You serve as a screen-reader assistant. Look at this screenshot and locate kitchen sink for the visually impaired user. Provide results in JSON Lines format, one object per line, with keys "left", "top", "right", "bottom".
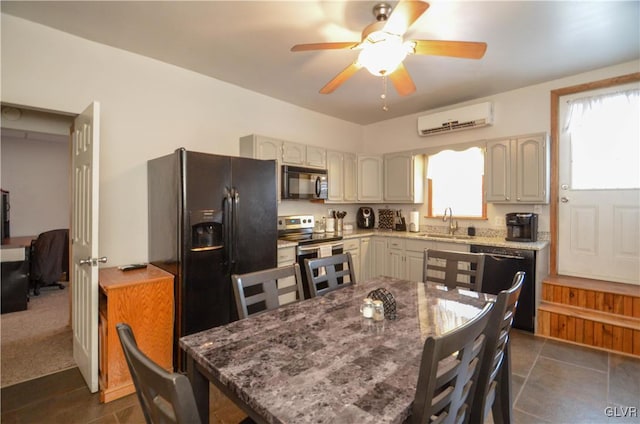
{"left": 419, "top": 233, "right": 474, "bottom": 240}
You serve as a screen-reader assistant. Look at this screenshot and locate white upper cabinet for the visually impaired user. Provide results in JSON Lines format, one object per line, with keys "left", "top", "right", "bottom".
{"left": 282, "top": 141, "right": 306, "bottom": 166}
{"left": 485, "top": 134, "right": 549, "bottom": 204}
{"left": 282, "top": 142, "right": 326, "bottom": 169}
{"left": 343, "top": 152, "right": 357, "bottom": 202}
{"left": 327, "top": 150, "right": 344, "bottom": 201}
{"left": 240, "top": 134, "right": 281, "bottom": 161}
{"left": 327, "top": 150, "right": 357, "bottom": 203}
{"left": 306, "top": 145, "right": 327, "bottom": 169}
{"left": 357, "top": 155, "right": 384, "bottom": 203}
{"left": 383, "top": 152, "right": 424, "bottom": 203}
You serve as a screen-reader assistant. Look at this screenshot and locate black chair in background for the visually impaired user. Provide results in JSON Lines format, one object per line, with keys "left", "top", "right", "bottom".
{"left": 30, "top": 228, "right": 69, "bottom": 295}
{"left": 303, "top": 252, "right": 356, "bottom": 297}
{"left": 470, "top": 271, "right": 525, "bottom": 424}
{"left": 231, "top": 263, "right": 304, "bottom": 319}
{"left": 411, "top": 303, "right": 493, "bottom": 424}
{"left": 116, "top": 323, "right": 202, "bottom": 424}
{"left": 423, "top": 249, "right": 486, "bottom": 292}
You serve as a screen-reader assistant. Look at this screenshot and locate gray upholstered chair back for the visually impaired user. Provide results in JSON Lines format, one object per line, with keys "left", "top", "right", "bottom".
{"left": 470, "top": 271, "right": 525, "bottom": 424}
{"left": 411, "top": 303, "right": 493, "bottom": 424}
{"left": 423, "top": 249, "right": 486, "bottom": 291}
{"left": 303, "top": 252, "right": 355, "bottom": 297}
{"left": 231, "top": 263, "right": 304, "bottom": 319}
{"left": 116, "top": 323, "right": 201, "bottom": 424}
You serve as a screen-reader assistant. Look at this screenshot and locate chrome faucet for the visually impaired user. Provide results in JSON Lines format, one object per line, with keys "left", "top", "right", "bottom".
{"left": 443, "top": 207, "right": 458, "bottom": 235}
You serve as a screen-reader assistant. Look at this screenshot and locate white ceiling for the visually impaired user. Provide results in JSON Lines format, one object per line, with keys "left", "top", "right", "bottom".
{"left": 2, "top": 1, "right": 639, "bottom": 125}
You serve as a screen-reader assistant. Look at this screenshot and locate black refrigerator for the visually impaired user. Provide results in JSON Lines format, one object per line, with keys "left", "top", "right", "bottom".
{"left": 148, "top": 148, "right": 277, "bottom": 368}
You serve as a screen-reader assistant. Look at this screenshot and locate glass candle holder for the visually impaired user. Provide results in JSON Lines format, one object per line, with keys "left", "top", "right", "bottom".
{"left": 360, "top": 298, "right": 374, "bottom": 319}
{"left": 372, "top": 300, "right": 385, "bottom": 321}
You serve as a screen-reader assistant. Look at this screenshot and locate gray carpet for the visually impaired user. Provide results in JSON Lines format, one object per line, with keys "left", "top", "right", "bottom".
{"left": 1, "top": 285, "right": 76, "bottom": 388}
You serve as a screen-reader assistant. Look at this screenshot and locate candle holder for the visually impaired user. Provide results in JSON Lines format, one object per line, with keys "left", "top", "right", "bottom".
{"left": 367, "top": 288, "right": 397, "bottom": 320}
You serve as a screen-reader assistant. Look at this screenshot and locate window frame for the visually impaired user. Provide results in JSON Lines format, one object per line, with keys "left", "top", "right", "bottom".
{"left": 413, "top": 140, "right": 488, "bottom": 220}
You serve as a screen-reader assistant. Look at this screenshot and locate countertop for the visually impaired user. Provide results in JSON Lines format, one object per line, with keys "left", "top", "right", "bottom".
{"left": 278, "top": 228, "right": 548, "bottom": 251}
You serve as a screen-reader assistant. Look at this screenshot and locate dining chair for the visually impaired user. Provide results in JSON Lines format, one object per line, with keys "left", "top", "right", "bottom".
{"left": 231, "top": 263, "right": 304, "bottom": 319}
{"left": 470, "top": 271, "right": 525, "bottom": 424}
{"left": 116, "top": 323, "right": 202, "bottom": 424}
{"left": 422, "top": 249, "right": 486, "bottom": 291}
{"left": 411, "top": 302, "right": 493, "bottom": 424}
{"left": 303, "top": 252, "right": 355, "bottom": 297}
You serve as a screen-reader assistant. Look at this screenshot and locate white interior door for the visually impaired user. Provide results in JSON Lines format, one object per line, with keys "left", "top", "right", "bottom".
{"left": 558, "top": 85, "right": 640, "bottom": 285}
{"left": 71, "top": 101, "right": 103, "bottom": 392}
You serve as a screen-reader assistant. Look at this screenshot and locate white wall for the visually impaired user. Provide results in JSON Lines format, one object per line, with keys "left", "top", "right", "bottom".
{"left": 0, "top": 136, "right": 70, "bottom": 236}
{"left": 1, "top": 14, "right": 361, "bottom": 266}
{"left": 361, "top": 60, "right": 640, "bottom": 234}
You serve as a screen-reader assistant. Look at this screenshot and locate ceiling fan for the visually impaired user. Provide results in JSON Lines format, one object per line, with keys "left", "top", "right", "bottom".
{"left": 291, "top": 0, "right": 487, "bottom": 96}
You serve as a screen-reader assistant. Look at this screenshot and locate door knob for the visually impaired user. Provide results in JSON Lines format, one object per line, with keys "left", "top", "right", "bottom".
{"left": 560, "top": 197, "right": 569, "bottom": 203}
{"left": 79, "top": 256, "right": 108, "bottom": 266}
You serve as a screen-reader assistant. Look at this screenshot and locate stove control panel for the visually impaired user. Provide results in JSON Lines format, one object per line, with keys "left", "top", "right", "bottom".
{"left": 278, "top": 215, "right": 314, "bottom": 230}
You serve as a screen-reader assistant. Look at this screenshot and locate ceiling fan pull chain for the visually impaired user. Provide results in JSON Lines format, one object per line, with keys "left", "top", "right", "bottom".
{"left": 381, "top": 74, "right": 389, "bottom": 112}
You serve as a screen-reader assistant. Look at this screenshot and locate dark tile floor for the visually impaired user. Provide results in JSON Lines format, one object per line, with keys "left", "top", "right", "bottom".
{"left": 1, "top": 330, "right": 638, "bottom": 424}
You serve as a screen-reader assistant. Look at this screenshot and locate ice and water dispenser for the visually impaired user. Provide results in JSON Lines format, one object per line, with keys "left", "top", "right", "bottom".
{"left": 190, "top": 210, "right": 223, "bottom": 251}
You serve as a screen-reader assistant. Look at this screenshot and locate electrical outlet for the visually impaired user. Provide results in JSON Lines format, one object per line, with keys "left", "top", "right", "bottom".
{"left": 494, "top": 216, "right": 505, "bottom": 226}
{"left": 327, "top": 208, "right": 333, "bottom": 217}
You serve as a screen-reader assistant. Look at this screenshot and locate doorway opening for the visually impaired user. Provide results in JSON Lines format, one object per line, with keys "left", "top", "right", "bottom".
{"left": 0, "top": 103, "right": 75, "bottom": 388}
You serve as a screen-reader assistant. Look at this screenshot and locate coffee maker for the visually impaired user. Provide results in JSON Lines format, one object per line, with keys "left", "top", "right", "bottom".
{"left": 506, "top": 213, "right": 538, "bottom": 242}
{"left": 357, "top": 207, "right": 375, "bottom": 229}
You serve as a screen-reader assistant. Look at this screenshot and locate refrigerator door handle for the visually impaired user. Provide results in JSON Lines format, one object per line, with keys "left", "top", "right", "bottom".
{"left": 231, "top": 187, "right": 240, "bottom": 269}
{"left": 223, "top": 187, "right": 233, "bottom": 268}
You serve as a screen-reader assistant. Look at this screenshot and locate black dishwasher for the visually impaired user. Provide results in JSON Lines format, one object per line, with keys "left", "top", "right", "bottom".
{"left": 470, "top": 245, "right": 536, "bottom": 332}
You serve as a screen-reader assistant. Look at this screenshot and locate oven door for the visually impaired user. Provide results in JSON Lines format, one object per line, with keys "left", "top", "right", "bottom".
{"left": 297, "top": 242, "right": 343, "bottom": 299}
{"left": 281, "top": 166, "right": 328, "bottom": 200}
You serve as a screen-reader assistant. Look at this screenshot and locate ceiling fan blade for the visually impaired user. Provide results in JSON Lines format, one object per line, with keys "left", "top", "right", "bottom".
{"left": 383, "top": 0, "right": 430, "bottom": 36}
{"left": 320, "top": 62, "right": 363, "bottom": 94}
{"left": 411, "top": 40, "right": 487, "bottom": 59}
{"left": 389, "top": 63, "right": 416, "bottom": 96}
{"left": 291, "top": 42, "right": 358, "bottom": 52}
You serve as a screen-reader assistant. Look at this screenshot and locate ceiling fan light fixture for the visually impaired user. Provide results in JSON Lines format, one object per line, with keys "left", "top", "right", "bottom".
{"left": 357, "top": 32, "right": 407, "bottom": 76}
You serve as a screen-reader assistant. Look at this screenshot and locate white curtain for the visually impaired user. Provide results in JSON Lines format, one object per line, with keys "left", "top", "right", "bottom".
{"left": 563, "top": 89, "right": 639, "bottom": 190}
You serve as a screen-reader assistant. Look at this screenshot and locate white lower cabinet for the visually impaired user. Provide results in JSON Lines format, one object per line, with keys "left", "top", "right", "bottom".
{"left": 385, "top": 238, "right": 438, "bottom": 281}
{"left": 370, "top": 237, "right": 387, "bottom": 278}
{"left": 343, "top": 238, "right": 361, "bottom": 283}
{"left": 360, "top": 237, "right": 371, "bottom": 281}
{"left": 277, "top": 245, "right": 297, "bottom": 304}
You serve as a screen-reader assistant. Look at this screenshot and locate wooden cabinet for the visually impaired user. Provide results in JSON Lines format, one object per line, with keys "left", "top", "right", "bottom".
{"left": 327, "top": 151, "right": 357, "bottom": 203}
{"left": 277, "top": 245, "right": 297, "bottom": 304}
{"left": 343, "top": 238, "right": 361, "bottom": 282}
{"left": 485, "top": 134, "right": 548, "bottom": 203}
{"left": 384, "top": 152, "right": 424, "bottom": 203}
{"left": 99, "top": 265, "right": 174, "bottom": 403}
{"left": 357, "top": 155, "right": 384, "bottom": 202}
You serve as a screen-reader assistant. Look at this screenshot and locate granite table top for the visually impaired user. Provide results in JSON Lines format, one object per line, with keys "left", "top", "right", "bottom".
{"left": 180, "top": 277, "right": 495, "bottom": 424}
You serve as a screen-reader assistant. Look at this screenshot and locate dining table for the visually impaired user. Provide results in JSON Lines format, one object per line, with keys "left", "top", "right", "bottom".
{"left": 180, "top": 276, "right": 496, "bottom": 424}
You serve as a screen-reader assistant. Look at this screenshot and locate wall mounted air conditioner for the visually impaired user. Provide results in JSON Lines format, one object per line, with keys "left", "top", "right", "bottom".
{"left": 417, "top": 102, "right": 493, "bottom": 137}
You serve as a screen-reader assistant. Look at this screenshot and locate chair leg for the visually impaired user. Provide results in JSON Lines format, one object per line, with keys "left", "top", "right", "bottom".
{"left": 492, "top": 341, "right": 513, "bottom": 424}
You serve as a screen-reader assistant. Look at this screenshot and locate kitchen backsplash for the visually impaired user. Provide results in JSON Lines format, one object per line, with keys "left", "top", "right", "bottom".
{"left": 278, "top": 200, "right": 550, "bottom": 235}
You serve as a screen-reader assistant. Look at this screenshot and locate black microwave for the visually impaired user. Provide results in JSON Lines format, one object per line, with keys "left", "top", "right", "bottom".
{"left": 281, "top": 165, "right": 328, "bottom": 200}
